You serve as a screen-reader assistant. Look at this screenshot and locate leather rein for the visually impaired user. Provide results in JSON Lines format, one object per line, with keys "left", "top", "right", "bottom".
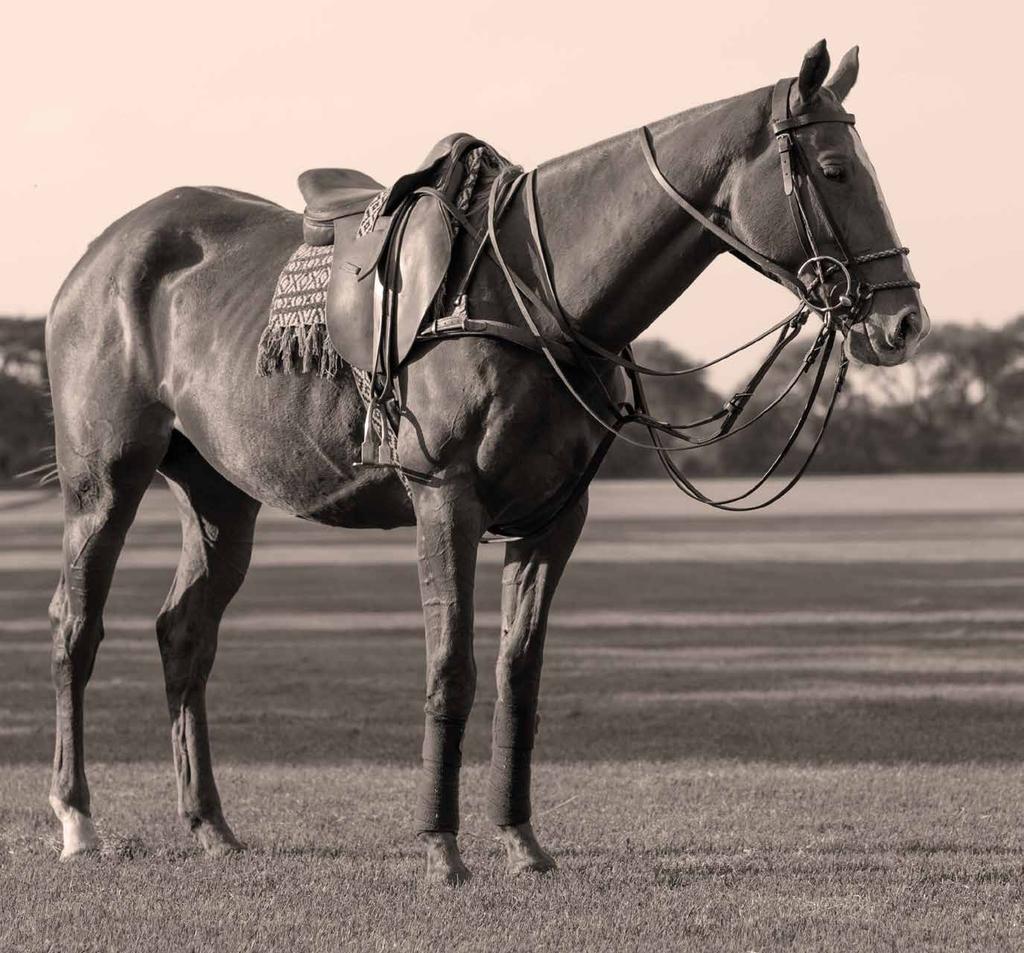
{"left": 415, "top": 78, "right": 920, "bottom": 535}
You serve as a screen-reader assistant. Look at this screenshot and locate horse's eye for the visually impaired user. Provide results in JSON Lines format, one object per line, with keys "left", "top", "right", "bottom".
{"left": 821, "top": 164, "right": 845, "bottom": 182}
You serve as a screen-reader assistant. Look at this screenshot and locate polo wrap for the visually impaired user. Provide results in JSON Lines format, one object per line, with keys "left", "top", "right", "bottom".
{"left": 414, "top": 716, "right": 465, "bottom": 834}
{"left": 487, "top": 701, "right": 539, "bottom": 826}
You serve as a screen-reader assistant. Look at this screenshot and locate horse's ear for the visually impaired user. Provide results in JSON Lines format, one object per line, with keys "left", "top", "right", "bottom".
{"left": 827, "top": 46, "right": 860, "bottom": 103}
{"left": 797, "top": 39, "right": 831, "bottom": 103}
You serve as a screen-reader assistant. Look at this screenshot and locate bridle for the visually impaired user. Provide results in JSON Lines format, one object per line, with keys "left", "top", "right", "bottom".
{"left": 640, "top": 77, "right": 919, "bottom": 334}
{"left": 415, "top": 77, "right": 922, "bottom": 534}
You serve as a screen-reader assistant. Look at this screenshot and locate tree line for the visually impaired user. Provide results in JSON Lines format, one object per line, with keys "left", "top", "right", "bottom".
{"left": 1, "top": 314, "right": 1021, "bottom": 485}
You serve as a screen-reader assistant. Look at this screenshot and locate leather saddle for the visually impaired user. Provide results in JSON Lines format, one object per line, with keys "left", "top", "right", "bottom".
{"left": 296, "top": 133, "right": 487, "bottom": 462}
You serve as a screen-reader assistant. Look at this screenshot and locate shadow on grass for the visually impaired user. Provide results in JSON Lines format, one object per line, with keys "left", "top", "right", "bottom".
{"left": 6, "top": 682, "right": 1024, "bottom": 767}
{"left": 6, "top": 555, "right": 1024, "bottom": 769}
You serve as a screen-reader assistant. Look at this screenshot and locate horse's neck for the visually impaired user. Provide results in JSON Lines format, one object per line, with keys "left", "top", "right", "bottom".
{"left": 532, "top": 88, "right": 767, "bottom": 350}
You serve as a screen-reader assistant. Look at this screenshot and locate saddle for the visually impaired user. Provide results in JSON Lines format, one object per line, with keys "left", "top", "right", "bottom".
{"left": 297, "top": 133, "right": 488, "bottom": 464}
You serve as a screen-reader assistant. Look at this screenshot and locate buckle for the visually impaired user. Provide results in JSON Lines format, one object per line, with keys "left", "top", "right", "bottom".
{"left": 777, "top": 133, "right": 794, "bottom": 195}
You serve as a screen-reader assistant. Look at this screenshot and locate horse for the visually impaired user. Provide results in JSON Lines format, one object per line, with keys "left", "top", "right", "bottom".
{"left": 44, "top": 39, "right": 928, "bottom": 883}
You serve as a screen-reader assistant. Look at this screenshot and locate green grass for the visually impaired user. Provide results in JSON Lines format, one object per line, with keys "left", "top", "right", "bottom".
{"left": 3, "top": 479, "right": 1024, "bottom": 951}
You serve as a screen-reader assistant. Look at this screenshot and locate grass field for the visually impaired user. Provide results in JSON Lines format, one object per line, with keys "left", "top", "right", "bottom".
{"left": 3, "top": 475, "right": 1024, "bottom": 951}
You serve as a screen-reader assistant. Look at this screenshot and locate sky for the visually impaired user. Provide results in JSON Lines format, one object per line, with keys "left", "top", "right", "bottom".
{"left": 3, "top": 0, "right": 1021, "bottom": 389}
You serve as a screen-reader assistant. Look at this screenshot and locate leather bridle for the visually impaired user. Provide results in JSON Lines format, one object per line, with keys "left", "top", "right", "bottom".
{"left": 640, "top": 77, "right": 919, "bottom": 335}
{"left": 415, "top": 78, "right": 923, "bottom": 533}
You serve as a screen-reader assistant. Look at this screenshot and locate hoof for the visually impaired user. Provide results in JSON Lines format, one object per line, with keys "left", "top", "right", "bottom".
{"left": 192, "top": 816, "right": 245, "bottom": 856}
{"left": 49, "top": 796, "right": 100, "bottom": 860}
{"left": 499, "top": 822, "right": 557, "bottom": 876}
{"left": 420, "top": 832, "right": 472, "bottom": 885}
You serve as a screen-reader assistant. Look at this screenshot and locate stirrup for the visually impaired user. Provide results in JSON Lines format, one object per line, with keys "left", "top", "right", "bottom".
{"left": 357, "top": 400, "right": 382, "bottom": 466}
{"left": 356, "top": 400, "right": 397, "bottom": 468}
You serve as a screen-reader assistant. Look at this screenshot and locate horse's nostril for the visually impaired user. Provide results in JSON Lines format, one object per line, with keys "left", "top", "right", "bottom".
{"left": 887, "top": 310, "right": 917, "bottom": 349}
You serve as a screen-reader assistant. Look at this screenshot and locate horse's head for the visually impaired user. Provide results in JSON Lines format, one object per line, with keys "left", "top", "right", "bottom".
{"left": 730, "top": 40, "right": 929, "bottom": 366}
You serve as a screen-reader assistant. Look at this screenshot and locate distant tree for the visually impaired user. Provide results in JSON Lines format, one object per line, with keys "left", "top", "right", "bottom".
{"left": 850, "top": 318, "right": 1024, "bottom": 470}
{"left": 0, "top": 316, "right": 51, "bottom": 484}
{"left": 0, "top": 374, "right": 51, "bottom": 483}
{"left": 717, "top": 317, "right": 1024, "bottom": 474}
{"left": 0, "top": 316, "right": 46, "bottom": 385}
{"left": 1, "top": 313, "right": 1022, "bottom": 484}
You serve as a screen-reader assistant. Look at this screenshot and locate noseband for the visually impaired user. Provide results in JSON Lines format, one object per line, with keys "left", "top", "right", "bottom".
{"left": 640, "top": 77, "right": 920, "bottom": 334}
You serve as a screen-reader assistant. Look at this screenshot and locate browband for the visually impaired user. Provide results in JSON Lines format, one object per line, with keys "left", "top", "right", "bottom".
{"left": 772, "top": 112, "right": 855, "bottom": 134}
{"left": 769, "top": 76, "right": 855, "bottom": 130}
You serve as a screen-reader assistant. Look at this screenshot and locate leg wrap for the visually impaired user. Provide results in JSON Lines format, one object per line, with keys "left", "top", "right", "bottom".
{"left": 487, "top": 702, "right": 537, "bottom": 826}
{"left": 414, "top": 717, "right": 465, "bottom": 834}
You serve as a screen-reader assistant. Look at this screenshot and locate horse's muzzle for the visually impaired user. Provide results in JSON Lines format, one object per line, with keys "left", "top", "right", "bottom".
{"left": 846, "top": 303, "right": 929, "bottom": 366}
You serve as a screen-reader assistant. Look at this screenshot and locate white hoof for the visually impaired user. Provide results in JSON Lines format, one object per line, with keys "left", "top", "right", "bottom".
{"left": 49, "top": 795, "right": 99, "bottom": 859}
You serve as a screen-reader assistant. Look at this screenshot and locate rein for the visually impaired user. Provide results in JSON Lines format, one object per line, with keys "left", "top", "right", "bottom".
{"left": 416, "top": 77, "right": 921, "bottom": 533}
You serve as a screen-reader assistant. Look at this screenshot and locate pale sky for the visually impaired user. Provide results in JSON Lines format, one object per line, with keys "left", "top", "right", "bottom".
{"left": 3, "top": 0, "right": 1020, "bottom": 388}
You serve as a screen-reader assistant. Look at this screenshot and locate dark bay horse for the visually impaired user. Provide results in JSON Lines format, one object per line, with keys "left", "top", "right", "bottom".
{"left": 45, "top": 40, "right": 927, "bottom": 882}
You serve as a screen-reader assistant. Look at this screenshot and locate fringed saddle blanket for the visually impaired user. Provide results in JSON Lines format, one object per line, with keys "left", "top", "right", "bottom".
{"left": 256, "top": 243, "right": 341, "bottom": 379}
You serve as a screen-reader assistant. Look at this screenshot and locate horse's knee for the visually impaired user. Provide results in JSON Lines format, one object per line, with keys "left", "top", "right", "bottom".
{"left": 60, "top": 469, "right": 107, "bottom": 518}
{"left": 495, "top": 638, "right": 542, "bottom": 699}
{"left": 425, "top": 649, "right": 477, "bottom": 721}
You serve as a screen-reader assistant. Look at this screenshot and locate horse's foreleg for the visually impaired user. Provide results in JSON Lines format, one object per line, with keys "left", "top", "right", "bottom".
{"left": 157, "top": 437, "right": 259, "bottom": 855}
{"left": 490, "top": 493, "right": 587, "bottom": 875}
{"left": 411, "top": 482, "right": 484, "bottom": 884}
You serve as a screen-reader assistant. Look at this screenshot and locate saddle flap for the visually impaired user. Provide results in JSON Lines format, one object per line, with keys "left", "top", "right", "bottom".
{"left": 325, "top": 216, "right": 390, "bottom": 371}
{"left": 325, "top": 194, "right": 453, "bottom": 373}
{"left": 393, "top": 193, "right": 453, "bottom": 364}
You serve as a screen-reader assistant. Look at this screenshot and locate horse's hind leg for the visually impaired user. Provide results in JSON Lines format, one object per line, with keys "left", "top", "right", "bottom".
{"left": 49, "top": 419, "right": 171, "bottom": 859}
{"left": 156, "top": 433, "right": 259, "bottom": 854}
